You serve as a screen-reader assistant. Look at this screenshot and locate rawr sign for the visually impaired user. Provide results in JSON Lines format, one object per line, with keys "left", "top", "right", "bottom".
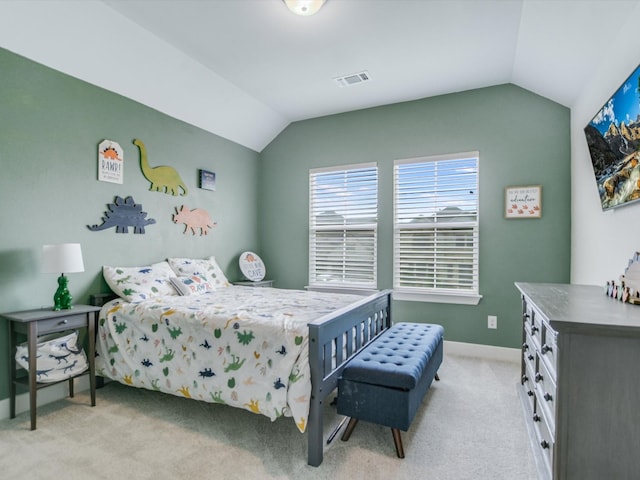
{"left": 98, "top": 139, "right": 124, "bottom": 184}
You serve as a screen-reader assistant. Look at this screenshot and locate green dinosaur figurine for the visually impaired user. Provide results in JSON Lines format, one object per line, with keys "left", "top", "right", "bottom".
{"left": 53, "top": 274, "right": 73, "bottom": 310}
{"left": 134, "top": 138, "right": 188, "bottom": 196}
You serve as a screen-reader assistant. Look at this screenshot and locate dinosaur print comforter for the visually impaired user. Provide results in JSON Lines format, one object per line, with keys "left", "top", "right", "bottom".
{"left": 95, "top": 286, "right": 362, "bottom": 432}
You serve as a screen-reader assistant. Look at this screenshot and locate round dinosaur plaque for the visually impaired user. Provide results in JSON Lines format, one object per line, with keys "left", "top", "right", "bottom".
{"left": 239, "top": 251, "right": 266, "bottom": 282}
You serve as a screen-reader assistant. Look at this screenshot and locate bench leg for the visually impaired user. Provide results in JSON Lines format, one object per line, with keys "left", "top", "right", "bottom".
{"left": 341, "top": 418, "right": 359, "bottom": 441}
{"left": 391, "top": 428, "right": 405, "bottom": 458}
{"left": 435, "top": 373, "right": 440, "bottom": 381}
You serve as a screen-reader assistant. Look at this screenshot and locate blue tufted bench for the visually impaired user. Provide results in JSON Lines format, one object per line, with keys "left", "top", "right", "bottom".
{"left": 337, "top": 322, "right": 444, "bottom": 458}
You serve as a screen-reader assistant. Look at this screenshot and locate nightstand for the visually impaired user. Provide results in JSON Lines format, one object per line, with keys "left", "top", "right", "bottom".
{"left": 1, "top": 305, "right": 101, "bottom": 430}
{"left": 233, "top": 280, "right": 274, "bottom": 287}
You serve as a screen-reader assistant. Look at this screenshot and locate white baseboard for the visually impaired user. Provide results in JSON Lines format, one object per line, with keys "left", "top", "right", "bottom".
{"left": 444, "top": 340, "right": 520, "bottom": 363}
{"left": 0, "top": 376, "right": 90, "bottom": 422}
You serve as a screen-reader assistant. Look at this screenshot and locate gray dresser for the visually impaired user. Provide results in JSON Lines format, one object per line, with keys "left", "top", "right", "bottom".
{"left": 515, "top": 282, "right": 640, "bottom": 480}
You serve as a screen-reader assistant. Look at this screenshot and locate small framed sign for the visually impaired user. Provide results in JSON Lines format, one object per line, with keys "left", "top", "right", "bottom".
{"left": 199, "top": 169, "right": 216, "bottom": 191}
{"left": 505, "top": 185, "right": 542, "bottom": 219}
{"left": 98, "top": 139, "right": 124, "bottom": 184}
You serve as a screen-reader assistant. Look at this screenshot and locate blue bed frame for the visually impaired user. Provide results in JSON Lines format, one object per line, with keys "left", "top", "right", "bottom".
{"left": 307, "top": 289, "right": 392, "bottom": 466}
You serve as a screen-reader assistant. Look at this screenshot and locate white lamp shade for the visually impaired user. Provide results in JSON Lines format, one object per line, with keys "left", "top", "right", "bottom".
{"left": 284, "top": 0, "right": 326, "bottom": 16}
{"left": 42, "top": 243, "right": 85, "bottom": 274}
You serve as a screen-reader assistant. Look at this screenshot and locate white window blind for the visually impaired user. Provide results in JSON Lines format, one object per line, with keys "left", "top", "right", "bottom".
{"left": 394, "top": 153, "right": 479, "bottom": 298}
{"left": 309, "top": 163, "right": 378, "bottom": 289}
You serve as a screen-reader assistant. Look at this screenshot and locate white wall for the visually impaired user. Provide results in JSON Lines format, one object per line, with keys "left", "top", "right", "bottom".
{"left": 571, "top": 2, "right": 640, "bottom": 285}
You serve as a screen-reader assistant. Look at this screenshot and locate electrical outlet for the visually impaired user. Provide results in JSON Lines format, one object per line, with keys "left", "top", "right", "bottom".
{"left": 488, "top": 315, "right": 498, "bottom": 329}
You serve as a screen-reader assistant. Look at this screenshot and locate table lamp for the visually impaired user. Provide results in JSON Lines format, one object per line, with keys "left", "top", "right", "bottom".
{"left": 42, "top": 243, "right": 85, "bottom": 310}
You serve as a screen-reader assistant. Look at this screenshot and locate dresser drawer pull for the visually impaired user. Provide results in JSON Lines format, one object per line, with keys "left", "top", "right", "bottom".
{"left": 533, "top": 414, "right": 541, "bottom": 422}
{"left": 531, "top": 326, "right": 539, "bottom": 335}
{"left": 523, "top": 313, "right": 530, "bottom": 319}
{"left": 541, "top": 344, "right": 553, "bottom": 354}
{"left": 522, "top": 342, "right": 529, "bottom": 351}
{"left": 58, "top": 319, "right": 68, "bottom": 326}
{"left": 528, "top": 354, "right": 534, "bottom": 361}
{"left": 544, "top": 393, "right": 553, "bottom": 402}
{"left": 522, "top": 374, "right": 528, "bottom": 383}
{"left": 535, "top": 373, "right": 543, "bottom": 383}
{"left": 527, "top": 390, "right": 534, "bottom": 397}
{"left": 540, "top": 440, "right": 550, "bottom": 449}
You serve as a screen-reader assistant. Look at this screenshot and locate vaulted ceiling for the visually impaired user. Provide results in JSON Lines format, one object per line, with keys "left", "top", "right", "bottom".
{"left": 1, "top": 0, "right": 638, "bottom": 151}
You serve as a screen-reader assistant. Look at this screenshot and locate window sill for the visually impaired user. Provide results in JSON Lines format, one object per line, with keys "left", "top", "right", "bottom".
{"left": 392, "top": 290, "right": 482, "bottom": 305}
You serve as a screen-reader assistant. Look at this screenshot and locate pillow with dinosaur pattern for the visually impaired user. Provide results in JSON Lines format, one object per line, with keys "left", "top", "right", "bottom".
{"left": 103, "top": 261, "right": 178, "bottom": 302}
{"left": 167, "top": 256, "right": 230, "bottom": 288}
{"left": 170, "top": 273, "right": 215, "bottom": 296}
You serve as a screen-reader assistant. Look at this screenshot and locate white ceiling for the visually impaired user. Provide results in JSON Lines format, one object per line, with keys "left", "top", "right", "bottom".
{"left": 2, "top": 1, "right": 639, "bottom": 151}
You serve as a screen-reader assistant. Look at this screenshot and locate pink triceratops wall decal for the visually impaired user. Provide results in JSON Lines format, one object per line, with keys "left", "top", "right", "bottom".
{"left": 173, "top": 205, "right": 216, "bottom": 236}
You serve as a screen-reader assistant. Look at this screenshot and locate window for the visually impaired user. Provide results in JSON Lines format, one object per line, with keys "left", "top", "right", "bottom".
{"left": 309, "top": 163, "right": 378, "bottom": 291}
{"left": 393, "top": 152, "right": 480, "bottom": 304}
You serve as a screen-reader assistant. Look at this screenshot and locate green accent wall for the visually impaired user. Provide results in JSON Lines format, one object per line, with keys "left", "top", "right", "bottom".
{"left": 0, "top": 48, "right": 260, "bottom": 401}
{"left": 258, "top": 84, "right": 571, "bottom": 349}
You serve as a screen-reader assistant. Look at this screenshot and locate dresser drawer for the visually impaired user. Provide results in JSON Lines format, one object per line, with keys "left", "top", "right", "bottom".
{"left": 524, "top": 300, "right": 543, "bottom": 352}
{"left": 522, "top": 330, "right": 536, "bottom": 369}
{"left": 533, "top": 405, "right": 554, "bottom": 478}
{"left": 522, "top": 360, "right": 537, "bottom": 413}
{"left": 540, "top": 324, "right": 557, "bottom": 376}
{"left": 530, "top": 308, "right": 543, "bottom": 348}
{"left": 523, "top": 300, "right": 535, "bottom": 334}
{"left": 535, "top": 354, "right": 557, "bottom": 433}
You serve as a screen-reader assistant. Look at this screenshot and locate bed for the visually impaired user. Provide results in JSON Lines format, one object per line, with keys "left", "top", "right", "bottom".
{"left": 93, "top": 257, "right": 391, "bottom": 466}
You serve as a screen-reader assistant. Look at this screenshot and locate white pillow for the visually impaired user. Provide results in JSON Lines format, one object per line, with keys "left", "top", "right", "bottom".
{"left": 167, "top": 256, "right": 230, "bottom": 288}
{"left": 103, "top": 261, "right": 178, "bottom": 302}
{"left": 170, "top": 273, "right": 215, "bottom": 296}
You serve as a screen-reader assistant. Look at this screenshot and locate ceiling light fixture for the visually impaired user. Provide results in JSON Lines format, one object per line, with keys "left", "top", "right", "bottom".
{"left": 283, "top": 0, "right": 326, "bottom": 16}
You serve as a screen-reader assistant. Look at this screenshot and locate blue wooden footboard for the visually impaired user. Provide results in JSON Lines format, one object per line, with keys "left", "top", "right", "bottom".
{"left": 306, "top": 289, "right": 392, "bottom": 466}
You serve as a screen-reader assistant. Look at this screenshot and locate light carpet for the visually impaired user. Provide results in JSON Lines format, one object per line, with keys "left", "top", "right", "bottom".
{"left": 0, "top": 354, "right": 537, "bottom": 480}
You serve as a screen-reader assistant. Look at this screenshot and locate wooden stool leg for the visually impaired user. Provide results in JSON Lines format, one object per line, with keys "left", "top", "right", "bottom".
{"left": 435, "top": 373, "right": 440, "bottom": 381}
{"left": 391, "top": 428, "right": 405, "bottom": 458}
{"left": 341, "top": 418, "right": 359, "bottom": 441}
{"left": 326, "top": 416, "right": 349, "bottom": 445}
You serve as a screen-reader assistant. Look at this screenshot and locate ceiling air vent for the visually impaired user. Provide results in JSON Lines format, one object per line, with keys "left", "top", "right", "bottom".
{"left": 334, "top": 71, "right": 371, "bottom": 88}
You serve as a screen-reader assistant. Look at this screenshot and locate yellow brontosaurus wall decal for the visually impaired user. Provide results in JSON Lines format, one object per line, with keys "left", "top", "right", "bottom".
{"left": 134, "top": 139, "right": 188, "bottom": 196}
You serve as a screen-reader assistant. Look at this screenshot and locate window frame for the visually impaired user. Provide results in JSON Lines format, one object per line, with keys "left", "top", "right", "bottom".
{"left": 392, "top": 152, "right": 482, "bottom": 305}
{"left": 308, "top": 162, "right": 378, "bottom": 293}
